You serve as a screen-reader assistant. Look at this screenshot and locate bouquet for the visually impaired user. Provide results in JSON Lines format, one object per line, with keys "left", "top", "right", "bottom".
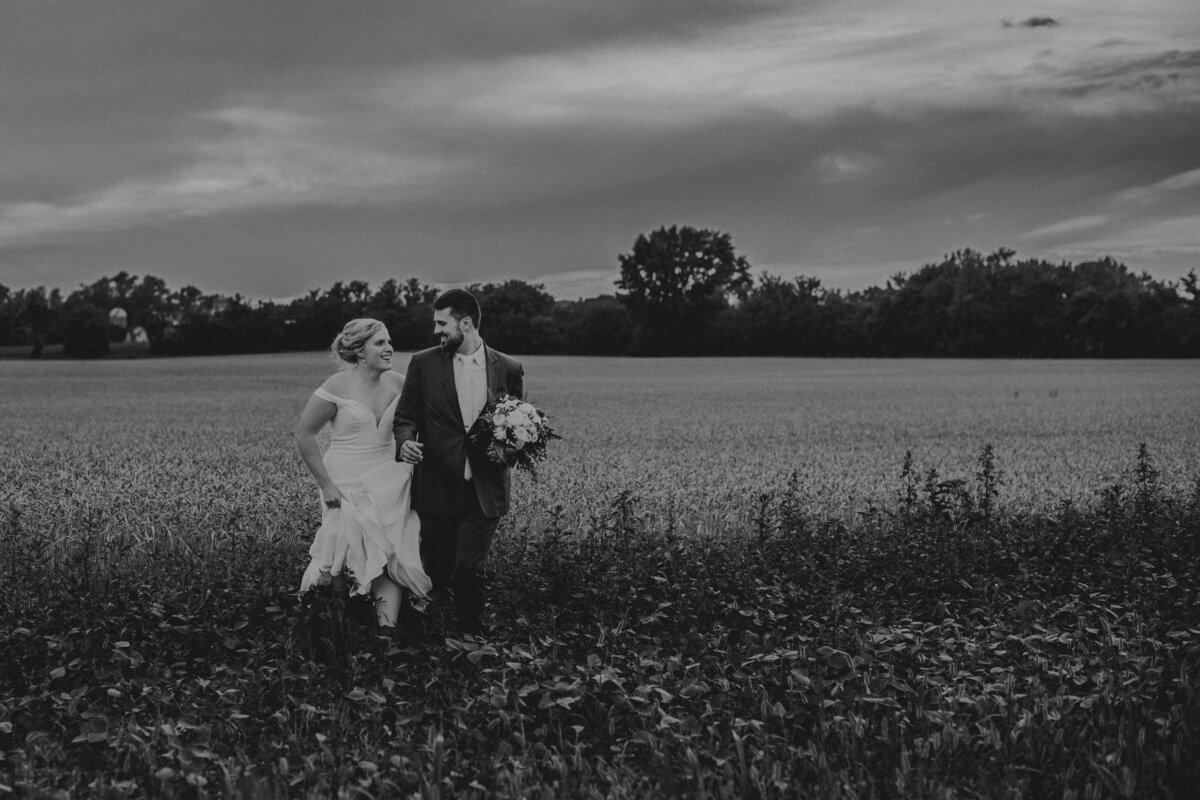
{"left": 467, "top": 394, "right": 561, "bottom": 478}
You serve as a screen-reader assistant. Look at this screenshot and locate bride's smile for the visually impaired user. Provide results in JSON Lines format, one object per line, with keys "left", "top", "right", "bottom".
{"left": 359, "top": 332, "right": 394, "bottom": 372}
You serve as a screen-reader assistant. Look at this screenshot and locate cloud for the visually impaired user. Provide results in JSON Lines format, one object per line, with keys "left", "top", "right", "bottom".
{"left": 1018, "top": 156, "right": 1200, "bottom": 282}
{"left": 1050, "top": 49, "right": 1200, "bottom": 114}
{"left": 2, "top": 0, "right": 1199, "bottom": 297}
{"left": 816, "top": 153, "right": 881, "bottom": 184}
{"left": 1046, "top": 215, "right": 1200, "bottom": 265}
{"left": 1117, "top": 167, "right": 1200, "bottom": 203}
{"left": 0, "top": 103, "right": 467, "bottom": 248}
{"left": 1004, "top": 17, "right": 1060, "bottom": 29}
{"left": 1023, "top": 215, "right": 1112, "bottom": 239}
{"left": 518, "top": 270, "right": 621, "bottom": 301}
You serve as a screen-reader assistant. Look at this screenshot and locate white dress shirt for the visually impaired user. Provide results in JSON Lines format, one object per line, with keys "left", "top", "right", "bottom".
{"left": 454, "top": 344, "right": 488, "bottom": 479}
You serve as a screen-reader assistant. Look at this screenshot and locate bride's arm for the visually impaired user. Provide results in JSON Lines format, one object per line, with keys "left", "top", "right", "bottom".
{"left": 295, "top": 394, "right": 342, "bottom": 506}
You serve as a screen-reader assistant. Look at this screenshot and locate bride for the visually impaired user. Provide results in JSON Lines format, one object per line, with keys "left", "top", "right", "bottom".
{"left": 295, "top": 318, "right": 432, "bottom": 627}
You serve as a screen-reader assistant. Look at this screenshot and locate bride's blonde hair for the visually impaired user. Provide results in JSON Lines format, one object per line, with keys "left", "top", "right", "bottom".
{"left": 331, "top": 318, "right": 385, "bottom": 368}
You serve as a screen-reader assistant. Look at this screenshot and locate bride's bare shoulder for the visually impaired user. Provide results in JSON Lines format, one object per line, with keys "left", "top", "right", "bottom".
{"left": 319, "top": 372, "right": 351, "bottom": 395}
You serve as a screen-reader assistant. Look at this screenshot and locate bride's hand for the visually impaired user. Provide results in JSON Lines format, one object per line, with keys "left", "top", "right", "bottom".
{"left": 320, "top": 485, "right": 344, "bottom": 509}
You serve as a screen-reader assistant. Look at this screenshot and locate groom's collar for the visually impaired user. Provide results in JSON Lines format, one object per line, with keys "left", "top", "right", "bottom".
{"left": 456, "top": 345, "right": 485, "bottom": 366}
{"left": 440, "top": 341, "right": 489, "bottom": 360}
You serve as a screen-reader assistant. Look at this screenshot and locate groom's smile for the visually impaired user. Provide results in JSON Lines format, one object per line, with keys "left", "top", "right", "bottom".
{"left": 433, "top": 308, "right": 470, "bottom": 354}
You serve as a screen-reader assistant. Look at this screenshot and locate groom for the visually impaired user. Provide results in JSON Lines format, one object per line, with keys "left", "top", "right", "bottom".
{"left": 394, "top": 288, "right": 525, "bottom": 633}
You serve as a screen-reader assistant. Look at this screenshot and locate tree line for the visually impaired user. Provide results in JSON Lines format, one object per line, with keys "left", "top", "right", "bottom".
{"left": 2, "top": 227, "right": 1197, "bottom": 358}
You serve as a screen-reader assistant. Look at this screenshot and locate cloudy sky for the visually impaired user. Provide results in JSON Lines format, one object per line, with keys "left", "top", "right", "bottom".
{"left": 2, "top": 0, "right": 1198, "bottom": 301}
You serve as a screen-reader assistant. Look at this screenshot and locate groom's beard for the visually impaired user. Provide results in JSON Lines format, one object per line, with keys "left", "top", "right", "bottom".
{"left": 438, "top": 329, "right": 464, "bottom": 353}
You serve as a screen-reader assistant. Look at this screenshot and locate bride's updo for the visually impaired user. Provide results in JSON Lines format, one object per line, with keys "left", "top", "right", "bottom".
{"left": 331, "top": 318, "right": 385, "bottom": 368}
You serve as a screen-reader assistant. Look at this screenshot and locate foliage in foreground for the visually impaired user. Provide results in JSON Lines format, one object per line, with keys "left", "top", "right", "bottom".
{"left": 1, "top": 447, "right": 1199, "bottom": 799}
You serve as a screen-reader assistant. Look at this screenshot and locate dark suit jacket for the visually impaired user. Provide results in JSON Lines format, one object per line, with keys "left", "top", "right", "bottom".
{"left": 393, "top": 344, "right": 525, "bottom": 518}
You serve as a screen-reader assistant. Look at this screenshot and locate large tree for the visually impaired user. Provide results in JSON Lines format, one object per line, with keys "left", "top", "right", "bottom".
{"left": 616, "top": 225, "right": 752, "bottom": 354}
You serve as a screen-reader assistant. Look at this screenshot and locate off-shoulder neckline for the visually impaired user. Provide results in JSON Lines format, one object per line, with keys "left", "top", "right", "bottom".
{"left": 313, "top": 388, "right": 400, "bottom": 428}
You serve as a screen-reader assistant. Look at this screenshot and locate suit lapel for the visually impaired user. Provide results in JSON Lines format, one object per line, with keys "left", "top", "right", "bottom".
{"left": 437, "top": 350, "right": 464, "bottom": 427}
{"left": 484, "top": 344, "right": 500, "bottom": 404}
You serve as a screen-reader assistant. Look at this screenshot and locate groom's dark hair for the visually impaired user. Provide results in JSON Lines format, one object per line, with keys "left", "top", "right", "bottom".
{"left": 433, "top": 288, "right": 482, "bottom": 330}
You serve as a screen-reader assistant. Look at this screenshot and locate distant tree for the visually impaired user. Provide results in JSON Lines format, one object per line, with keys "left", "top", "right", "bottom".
{"left": 617, "top": 225, "right": 752, "bottom": 354}
{"left": 368, "top": 279, "right": 403, "bottom": 316}
{"left": 0, "top": 285, "right": 21, "bottom": 348}
{"left": 161, "top": 293, "right": 288, "bottom": 356}
{"left": 125, "top": 275, "right": 172, "bottom": 346}
{"left": 402, "top": 277, "right": 439, "bottom": 307}
{"left": 61, "top": 303, "right": 111, "bottom": 359}
{"left": 845, "top": 249, "right": 1194, "bottom": 358}
{"left": 71, "top": 272, "right": 137, "bottom": 312}
{"left": 557, "top": 296, "right": 635, "bottom": 355}
{"left": 284, "top": 281, "right": 370, "bottom": 351}
{"left": 387, "top": 303, "right": 435, "bottom": 351}
{"left": 717, "top": 274, "right": 835, "bottom": 355}
{"left": 1169, "top": 270, "right": 1200, "bottom": 356}
{"left": 12, "top": 253, "right": 1197, "bottom": 360}
{"left": 472, "top": 280, "right": 562, "bottom": 354}
{"left": 1063, "top": 258, "right": 1168, "bottom": 357}
{"left": 928, "top": 248, "right": 1070, "bottom": 357}
{"left": 39, "top": 288, "right": 63, "bottom": 349}
{"left": 346, "top": 280, "right": 372, "bottom": 308}
{"left": 374, "top": 278, "right": 440, "bottom": 350}
{"left": 223, "top": 297, "right": 287, "bottom": 353}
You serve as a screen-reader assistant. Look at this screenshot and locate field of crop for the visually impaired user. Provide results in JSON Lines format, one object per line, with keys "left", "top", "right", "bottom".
{"left": 517, "top": 355, "right": 1200, "bottom": 523}
{"left": 2, "top": 353, "right": 1199, "bottom": 798}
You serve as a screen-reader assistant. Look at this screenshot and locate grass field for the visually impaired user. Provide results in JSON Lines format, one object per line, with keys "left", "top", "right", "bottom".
{"left": 0, "top": 341, "right": 152, "bottom": 360}
{"left": 4, "top": 353, "right": 1198, "bottom": 530}
{"left": 2, "top": 354, "right": 1199, "bottom": 798}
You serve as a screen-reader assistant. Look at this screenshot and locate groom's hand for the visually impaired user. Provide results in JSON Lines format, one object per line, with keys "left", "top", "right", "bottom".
{"left": 399, "top": 440, "right": 424, "bottom": 464}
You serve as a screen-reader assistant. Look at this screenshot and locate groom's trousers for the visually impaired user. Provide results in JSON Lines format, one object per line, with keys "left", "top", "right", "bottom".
{"left": 420, "top": 479, "right": 500, "bottom": 626}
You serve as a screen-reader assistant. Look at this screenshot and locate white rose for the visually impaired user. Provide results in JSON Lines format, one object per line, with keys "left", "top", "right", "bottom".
{"left": 493, "top": 413, "right": 506, "bottom": 427}
{"left": 513, "top": 426, "right": 529, "bottom": 443}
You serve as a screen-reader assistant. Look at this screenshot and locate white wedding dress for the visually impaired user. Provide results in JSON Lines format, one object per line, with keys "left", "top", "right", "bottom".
{"left": 299, "top": 387, "right": 432, "bottom": 600}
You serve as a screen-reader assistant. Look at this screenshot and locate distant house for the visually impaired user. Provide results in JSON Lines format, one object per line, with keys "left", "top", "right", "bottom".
{"left": 162, "top": 311, "right": 184, "bottom": 340}
{"left": 108, "top": 308, "right": 151, "bottom": 344}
